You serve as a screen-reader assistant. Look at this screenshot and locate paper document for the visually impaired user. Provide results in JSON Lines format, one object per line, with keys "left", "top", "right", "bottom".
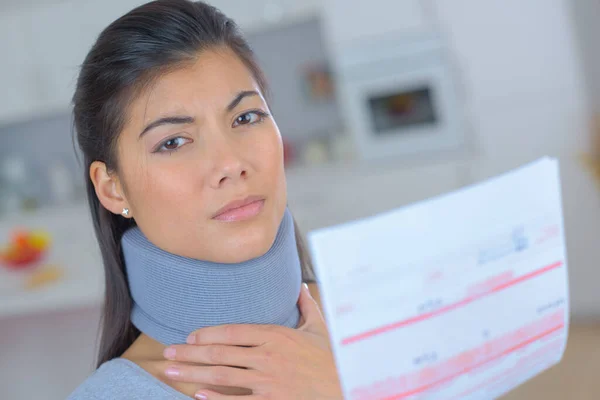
{"left": 308, "top": 158, "right": 569, "bottom": 400}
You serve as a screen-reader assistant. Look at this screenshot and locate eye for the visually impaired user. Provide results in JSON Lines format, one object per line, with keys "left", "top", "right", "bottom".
{"left": 156, "top": 137, "right": 192, "bottom": 153}
{"left": 233, "top": 110, "right": 269, "bottom": 127}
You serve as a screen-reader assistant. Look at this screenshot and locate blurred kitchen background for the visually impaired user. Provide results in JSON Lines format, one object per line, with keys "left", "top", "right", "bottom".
{"left": 2, "top": 0, "right": 600, "bottom": 398}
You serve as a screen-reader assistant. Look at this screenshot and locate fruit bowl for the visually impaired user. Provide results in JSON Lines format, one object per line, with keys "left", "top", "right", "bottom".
{"left": 0, "top": 230, "right": 52, "bottom": 270}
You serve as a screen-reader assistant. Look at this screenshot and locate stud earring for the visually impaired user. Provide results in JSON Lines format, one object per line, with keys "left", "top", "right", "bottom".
{"left": 122, "top": 208, "right": 130, "bottom": 217}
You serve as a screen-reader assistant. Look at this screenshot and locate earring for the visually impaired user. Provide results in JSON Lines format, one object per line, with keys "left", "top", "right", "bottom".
{"left": 122, "top": 208, "right": 130, "bottom": 217}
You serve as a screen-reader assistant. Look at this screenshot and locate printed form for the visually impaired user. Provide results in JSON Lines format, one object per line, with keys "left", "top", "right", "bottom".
{"left": 308, "top": 157, "right": 569, "bottom": 400}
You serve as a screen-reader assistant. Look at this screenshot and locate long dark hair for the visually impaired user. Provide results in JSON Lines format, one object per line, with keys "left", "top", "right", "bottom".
{"left": 73, "top": 0, "right": 315, "bottom": 368}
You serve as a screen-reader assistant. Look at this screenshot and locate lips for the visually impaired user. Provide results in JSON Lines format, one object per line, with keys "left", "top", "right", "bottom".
{"left": 212, "top": 196, "right": 266, "bottom": 222}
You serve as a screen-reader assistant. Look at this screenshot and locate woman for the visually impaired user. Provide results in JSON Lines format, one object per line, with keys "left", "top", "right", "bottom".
{"left": 67, "top": 0, "right": 342, "bottom": 399}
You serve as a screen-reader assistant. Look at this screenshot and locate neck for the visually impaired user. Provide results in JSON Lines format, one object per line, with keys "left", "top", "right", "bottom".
{"left": 122, "top": 333, "right": 253, "bottom": 397}
{"left": 121, "top": 208, "right": 302, "bottom": 345}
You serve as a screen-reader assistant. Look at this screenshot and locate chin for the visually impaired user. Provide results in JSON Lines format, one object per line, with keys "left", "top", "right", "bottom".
{"left": 215, "top": 217, "right": 280, "bottom": 263}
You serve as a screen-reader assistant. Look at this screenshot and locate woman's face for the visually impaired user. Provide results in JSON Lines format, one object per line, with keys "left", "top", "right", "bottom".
{"left": 95, "top": 48, "right": 287, "bottom": 263}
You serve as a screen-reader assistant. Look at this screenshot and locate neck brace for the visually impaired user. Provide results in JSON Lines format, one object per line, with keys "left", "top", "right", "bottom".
{"left": 121, "top": 209, "right": 302, "bottom": 345}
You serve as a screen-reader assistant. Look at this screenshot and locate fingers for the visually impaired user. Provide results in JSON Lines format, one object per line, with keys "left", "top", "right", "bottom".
{"left": 164, "top": 364, "right": 263, "bottom": 388}
{"left": 297, "top": 283, "right": 326, "bottom": 333}
{"left": 164, "top": 344, "right": 258, "bottom": 369}
{"left": 187, "top": 324, "right": 276, "bottom": 347}
{"left": 193, "top": 389, "right": 261, "bottom": 400}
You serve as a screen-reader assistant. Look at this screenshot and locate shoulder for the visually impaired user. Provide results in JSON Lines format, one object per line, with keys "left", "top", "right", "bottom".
{"left": 67, "top": 359, "right": 143, "bottom": 400}
{"left": 66, "top": 358, "right": 185, "bottom": 400}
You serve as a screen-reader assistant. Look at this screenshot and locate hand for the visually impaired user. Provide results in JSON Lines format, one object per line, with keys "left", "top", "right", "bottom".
{"left": 163, "top": 283, "right": 343, "bottom": 399}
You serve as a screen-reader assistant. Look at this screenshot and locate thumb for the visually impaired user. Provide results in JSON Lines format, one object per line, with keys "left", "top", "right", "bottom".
{"left": 297, "top": 283, "right": 326, "bottom": 333}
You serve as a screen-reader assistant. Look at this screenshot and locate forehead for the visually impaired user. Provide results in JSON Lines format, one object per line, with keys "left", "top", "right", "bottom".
{"left": 127, "top": 48, "right": 261, "bottom": 126}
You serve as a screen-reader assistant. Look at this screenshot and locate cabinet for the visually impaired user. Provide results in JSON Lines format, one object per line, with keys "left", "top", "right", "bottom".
{"left": 0, "top": 12, "right": 40, "bottom": 124}
{"left": 0, "top": 0, "right": 320, "bottom": 126}
{"left": 322, "top": 0, "right": 431, "bottom": 54}
{"left": 19, "top": 0, "right": 145, "bottom": 119}
{"left": 286, "top": 160, "right": 465, "bottom": 233}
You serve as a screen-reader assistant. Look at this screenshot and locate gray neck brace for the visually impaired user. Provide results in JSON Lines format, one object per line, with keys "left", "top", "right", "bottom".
{"left": 121, "top": 209, "right": 302, "bottom": 345}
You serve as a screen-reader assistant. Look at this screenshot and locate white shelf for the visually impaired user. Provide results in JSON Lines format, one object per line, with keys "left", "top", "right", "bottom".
{"left": 0, "top": 202, "right": 104, "bottom": 319}
{"left": 0, "top": 274, "right": 103, "bottom": 319}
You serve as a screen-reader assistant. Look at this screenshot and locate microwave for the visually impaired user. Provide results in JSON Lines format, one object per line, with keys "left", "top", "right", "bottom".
{"left": 334, "top": 35, "right": 468, "bottom": 162}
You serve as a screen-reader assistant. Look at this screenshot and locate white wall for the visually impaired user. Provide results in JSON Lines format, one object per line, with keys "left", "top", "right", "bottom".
{"left": 565, "top": 0, "right": 600, "bottom": 318}
{"left": 570, "top": 0, "right": 600, "bottom": 112}
{"left": 432, "top": 0, "right": 598, "bottom": 318}
{"left": 1, "top": 0, "right": 598, "bottom": 399}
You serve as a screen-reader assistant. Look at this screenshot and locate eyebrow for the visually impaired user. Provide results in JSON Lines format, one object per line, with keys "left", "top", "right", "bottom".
{"left": 227, "top": 90, "right": 260, "bottom": 112}
{"left": 139, "top": 116, "right": 195, "bottom": 138}
{"left": 139, "top": 90, "right": 260, "bottom": 138}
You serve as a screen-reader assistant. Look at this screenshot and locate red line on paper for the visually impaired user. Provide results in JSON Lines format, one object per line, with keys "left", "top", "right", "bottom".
{"left": 341, "top": 261, "right": 563, "bottom": 346}
{"left": 381, "top": 323, "right": 564, "bottom": 400}
{"left": 446, "top": 338, "right": 564, "bottom": 400}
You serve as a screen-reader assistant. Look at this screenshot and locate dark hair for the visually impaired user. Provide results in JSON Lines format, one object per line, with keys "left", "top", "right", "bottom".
{"left": 73, "top": 0, "right": 315, "bottom": 368}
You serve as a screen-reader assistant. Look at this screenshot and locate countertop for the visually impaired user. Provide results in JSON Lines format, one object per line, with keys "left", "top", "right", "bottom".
{"left": 0, "top": 202, "right": 103, "bottom": 319}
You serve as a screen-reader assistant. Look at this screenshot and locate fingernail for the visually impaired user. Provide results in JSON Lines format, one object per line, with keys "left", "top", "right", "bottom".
{"left": 195, "top": 393, "right": 208, "bottom": 400}
{"left": 165, "top": 366, "right": 180, "bottom": 377}
{"left": 303, "top": 283, "right": 312, "bottom": 297}
{"left": 186, "top": 334, "right": 196, "bottom": 344}
{"left": 163, "top": 347, "right": 176, "bottom": 360}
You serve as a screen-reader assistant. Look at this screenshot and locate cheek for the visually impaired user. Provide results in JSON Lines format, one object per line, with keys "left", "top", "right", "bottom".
{"left": 252, "top": 126, "right": 283, "bottom": 170}
{"left": 127, "top": 158, "right": 206, "bottom": 217}
{"left": 255, "top": 128, "right": 286, "bottom": 203}
{"left": 251, "top": 130, "right": 285, "bottom": 188}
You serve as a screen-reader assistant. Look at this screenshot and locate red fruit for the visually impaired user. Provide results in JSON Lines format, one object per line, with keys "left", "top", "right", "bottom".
{"left": 13, "top": 231, "right": 30, "bottom": 249}
{"left": 0, "top": 248, "right": 43, "bottom": 269}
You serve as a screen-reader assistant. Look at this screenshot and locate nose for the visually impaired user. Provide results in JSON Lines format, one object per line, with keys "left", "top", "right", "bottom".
{"left": 208, "top": 138, "right": 248, "bottom": 189}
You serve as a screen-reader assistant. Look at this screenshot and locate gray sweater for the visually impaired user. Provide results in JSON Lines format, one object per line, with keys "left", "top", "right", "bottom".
{"left": 67, "top": 358, "right": 192, "bottom": 399}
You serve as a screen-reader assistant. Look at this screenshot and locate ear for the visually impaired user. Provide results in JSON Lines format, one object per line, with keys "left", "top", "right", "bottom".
{"left": 89, "top": 161, "right": 131, "bottom": 218}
